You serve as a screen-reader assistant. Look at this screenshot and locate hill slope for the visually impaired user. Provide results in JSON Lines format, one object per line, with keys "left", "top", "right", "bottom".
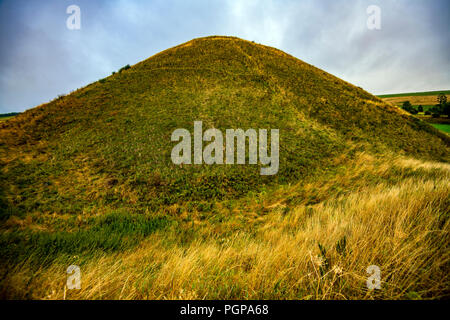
{"left": 1, "top": 36, "right": 449, "bottom": 300}
{"left": 1, "top": 36, "right": 448, "bottom": 215}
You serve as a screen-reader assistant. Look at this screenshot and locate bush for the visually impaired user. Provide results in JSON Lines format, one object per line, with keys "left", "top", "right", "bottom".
{"left": 119, "top": 64, "right": 131, "bottom": 73}
{"left": 401, "top": 101, "right": 417, "bottom": 114}
{"left": 443, "top": 103, "right": 450, "bottom": 117}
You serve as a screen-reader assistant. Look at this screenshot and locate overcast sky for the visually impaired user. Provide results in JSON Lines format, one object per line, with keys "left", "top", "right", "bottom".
{"left": 0, "top": 0, "right": 449, "bottom": 113}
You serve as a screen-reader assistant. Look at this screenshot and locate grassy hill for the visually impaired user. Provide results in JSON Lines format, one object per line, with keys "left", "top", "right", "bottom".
{"left": 0, "top": 36, "right": 449, "bottom": 299}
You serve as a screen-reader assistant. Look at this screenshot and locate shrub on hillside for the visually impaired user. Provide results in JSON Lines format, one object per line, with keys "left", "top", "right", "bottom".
{"left": 119, "top": 64, "right": 131, "bottom": 73}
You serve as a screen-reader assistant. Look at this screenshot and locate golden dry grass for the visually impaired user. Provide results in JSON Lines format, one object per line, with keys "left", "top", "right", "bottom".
{"left": 3, "top": 156, "right": 448, "bottom": 300}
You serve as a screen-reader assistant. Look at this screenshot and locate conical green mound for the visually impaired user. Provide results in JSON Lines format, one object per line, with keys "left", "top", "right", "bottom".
{"left": 1, "top": 36, "right": 449, "bottom": 214}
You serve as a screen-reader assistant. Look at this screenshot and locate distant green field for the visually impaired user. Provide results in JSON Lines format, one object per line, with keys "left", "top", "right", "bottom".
{"left": 0, "top": 116, "right": 14, "bottom": 122}
{"left": 431, "top": 123, "right": 450, "bottom": 134}
{"left": 377, "top": 90, "right": 450, "bottom": 98}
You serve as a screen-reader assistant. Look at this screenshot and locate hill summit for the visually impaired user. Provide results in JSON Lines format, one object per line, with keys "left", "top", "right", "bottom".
{"left": 1, "top": 36, "right": 449, "bottom": 213}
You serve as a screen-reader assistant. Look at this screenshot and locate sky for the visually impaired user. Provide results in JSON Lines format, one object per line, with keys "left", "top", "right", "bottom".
{"left": 0, "top": 0, "right": 449, "bottom": 113}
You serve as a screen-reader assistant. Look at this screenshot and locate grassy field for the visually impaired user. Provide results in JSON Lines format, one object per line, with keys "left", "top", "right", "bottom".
{"left": 1, "top": 36, "right": 449, "bottom": 300}
{"left": 380, "top": 96, "right": 442, "bottom": 107}
{"left": 377, "top": 90, "right": 450, "bottom": 134}
{"left": 0, "top": 112, "right": 20, "bottom": 122}
{"left": 431, "top": 123, "right": 450, "bottom": 134}
{"left": 1, "top": 153, "right": 448, "bottom": 299}
{"left": 377, "top": 90, "right": 450, "bottom": 98}
{"left": 0, "top": 116, "right": 14, "bottom": 122}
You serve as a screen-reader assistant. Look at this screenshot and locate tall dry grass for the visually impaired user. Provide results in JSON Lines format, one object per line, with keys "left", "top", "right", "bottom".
{"left": 3, "top": 157, "right": 449, "bottom": 300}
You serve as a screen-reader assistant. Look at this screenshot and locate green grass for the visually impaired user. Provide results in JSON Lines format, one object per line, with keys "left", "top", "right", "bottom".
{"left": 0, "top": 116, "right": 14, "bottom": 122}
{"left": 1, "top": 156, "right": 448, "bottom": 299}
{"left": 1, "top": 36, "right": 448, "bottom": 216}
{"left": 0, "top": 36, "right": 449, "bottom": 300}
{"left": 431, "top": 123, "right": 450, "bottom": 134}
{"left": 377, "top": 90, "right": 450, "bottom": 98}
{"left": 0, "top": 210, "right": 172, "bottom": 267}
{"left": 411, "top": 105, "right": 434, "bottom": 111}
